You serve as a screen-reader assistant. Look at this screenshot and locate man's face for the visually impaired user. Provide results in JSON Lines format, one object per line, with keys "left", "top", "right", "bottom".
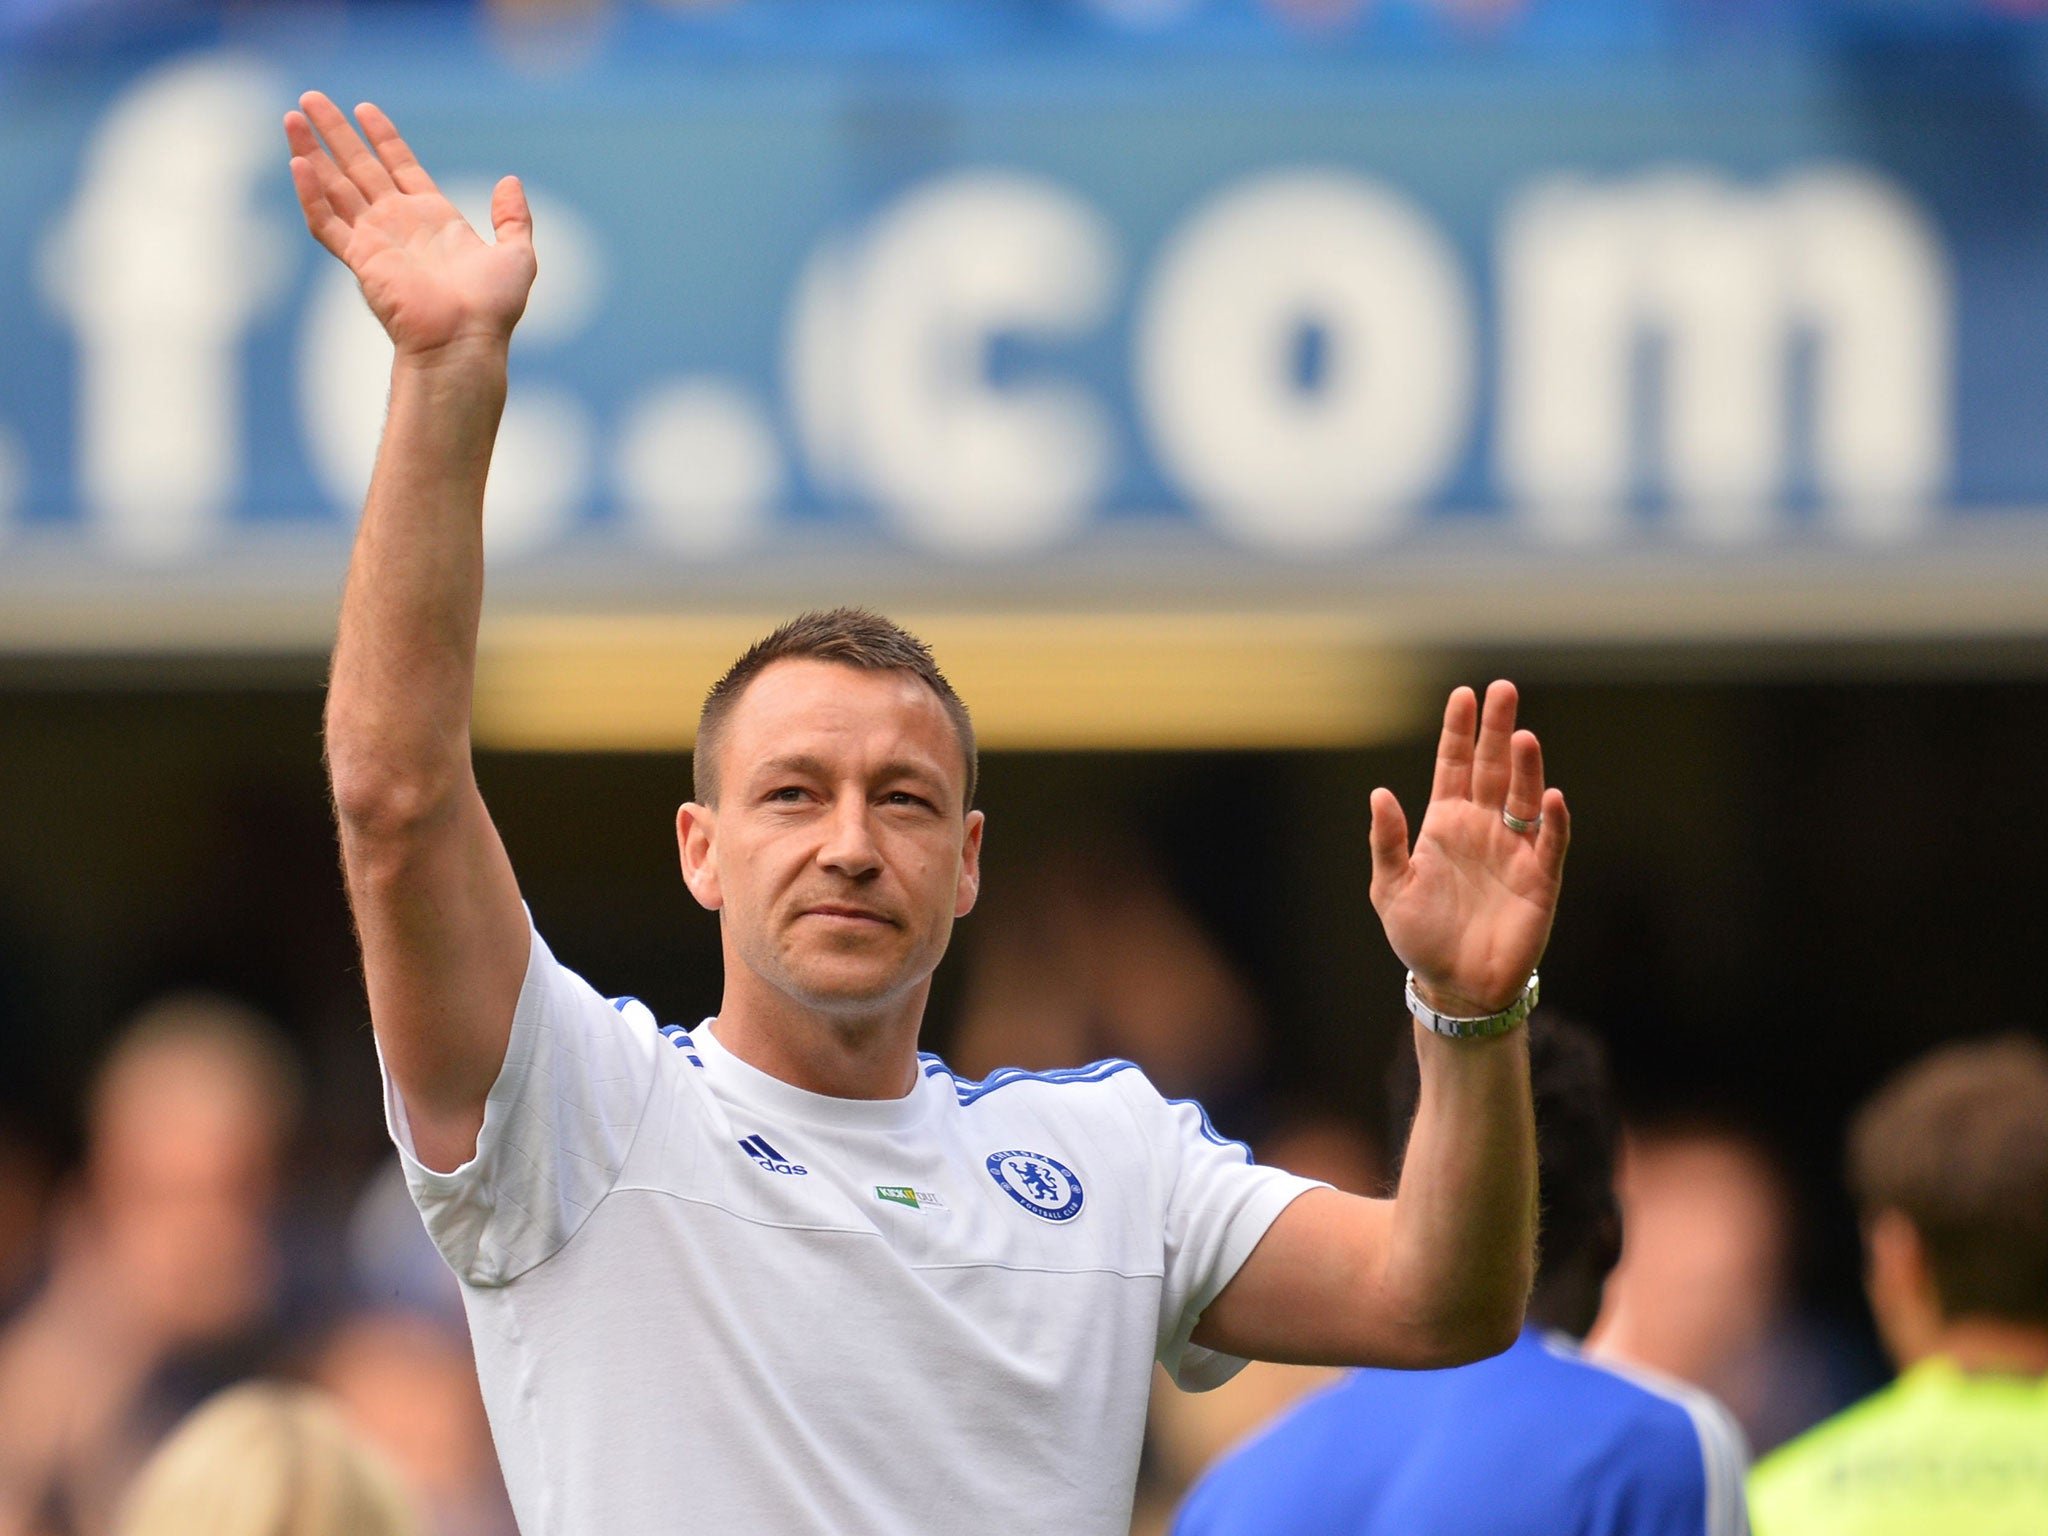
{"left": 679, "top": 659, "right": 982, "bottom": 1017}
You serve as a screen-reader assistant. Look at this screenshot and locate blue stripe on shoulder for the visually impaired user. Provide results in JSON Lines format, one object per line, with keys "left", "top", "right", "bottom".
{"left": 1168, "top": 1096, "right": 1255, "bottom": 1162}
{"left": 655, "top": 1021, "right": 705, "bottom": 1068}
{"left": 919, "top": 1053, "right": 1145, "bottom": 1105}
{"left": 918, "top": 1056, "right": 1253, "bottom": 1158}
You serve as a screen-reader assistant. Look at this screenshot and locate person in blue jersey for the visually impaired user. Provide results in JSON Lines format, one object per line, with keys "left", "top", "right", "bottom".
{"left": 285, "top": 91, "right": 1572, "bottom": 1536}
{"left": 1176, "top": 1016, "right": 1751, "bottom": 1536}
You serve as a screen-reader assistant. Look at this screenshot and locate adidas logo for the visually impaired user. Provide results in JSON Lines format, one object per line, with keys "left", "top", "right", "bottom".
{"left": 738, "top": 1134, "right": 808, "bottom": 1176}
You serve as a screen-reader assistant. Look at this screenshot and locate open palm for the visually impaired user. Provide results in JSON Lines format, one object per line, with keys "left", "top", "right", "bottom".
{"left": 285, "top": 93, "right": 534, "bottom": 356}
{"left": 1369, "top": 682, "right": 1570, "bottom": 1016}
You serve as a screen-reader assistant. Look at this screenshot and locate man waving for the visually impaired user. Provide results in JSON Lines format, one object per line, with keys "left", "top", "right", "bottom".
{"left": 287, "top": 92, "right": 1570, "bottom": 1536}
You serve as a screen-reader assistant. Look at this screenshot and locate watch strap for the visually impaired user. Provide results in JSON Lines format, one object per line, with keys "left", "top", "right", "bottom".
{"left": 1404, "top": 970, "right": 1539, "bottom": 1039}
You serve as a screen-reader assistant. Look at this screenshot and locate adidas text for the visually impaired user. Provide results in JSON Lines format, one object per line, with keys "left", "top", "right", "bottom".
{"left": 738, "top": 1134, "right": 808, "bottom": 1176}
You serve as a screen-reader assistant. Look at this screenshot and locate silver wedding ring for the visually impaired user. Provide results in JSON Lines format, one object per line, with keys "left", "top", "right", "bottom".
{"left": 1502, "top": 808, "right": 1542, "bottom": 835}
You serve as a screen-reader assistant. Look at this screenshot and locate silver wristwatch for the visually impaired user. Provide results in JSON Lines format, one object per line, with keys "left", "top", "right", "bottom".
{"left": 1404, "top": 970, "right": 1539, "bottom": 1039}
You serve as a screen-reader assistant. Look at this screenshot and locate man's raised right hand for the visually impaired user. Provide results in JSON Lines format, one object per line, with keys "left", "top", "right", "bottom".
{"left": 285, "top": 92, "right": 536, "bottom": 360}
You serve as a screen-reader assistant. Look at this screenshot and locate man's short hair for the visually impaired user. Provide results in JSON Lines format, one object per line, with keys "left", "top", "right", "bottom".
{"left": 1389, "top": 1012, "right": 1620, "bottom": 1291}
{"left": 1848, "top": 1033, "right": 2048, "bottom": 1326}
{"left": 693, "top": 609, "right": 977, "bottom": 811}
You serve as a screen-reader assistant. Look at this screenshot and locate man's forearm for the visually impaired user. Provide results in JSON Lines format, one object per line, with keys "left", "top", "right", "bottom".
{"left": 1184, "top": 681, "right": 1558, "bottom": 1368}
{"left": 1383, "top": 1023, "right": 1537, "bottom": 1359}
{"left": 325, "top": 342, "right": 508, "bottom": 825}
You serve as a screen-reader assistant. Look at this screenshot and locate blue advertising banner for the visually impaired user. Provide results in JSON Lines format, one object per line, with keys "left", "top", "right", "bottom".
{"left": 2, "top": 9, "right": 2046, "bottom": 647}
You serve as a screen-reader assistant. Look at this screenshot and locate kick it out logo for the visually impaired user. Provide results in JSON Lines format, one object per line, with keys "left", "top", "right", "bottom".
{"left": 985, "top": 1150, "right": 1085, "bottom": 1222}
{"left": 874, "top": 1185, "right": 947, "bottom": 1212}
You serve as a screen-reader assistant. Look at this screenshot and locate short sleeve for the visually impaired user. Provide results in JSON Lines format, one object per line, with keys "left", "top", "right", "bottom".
{"left": 1689, "top": 1390, "right": 1753, "bottom": 1536}
{"left": 381, "top": 919, "right": 661, "bottom": 1287}
{"left": 1142, "top": 1086, "right": 1325, "bottom": 1391}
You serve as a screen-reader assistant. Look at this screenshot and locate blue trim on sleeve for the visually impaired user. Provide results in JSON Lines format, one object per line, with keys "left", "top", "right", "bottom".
{"left": 656, "top": 1022, "right": 705, "bottom": 1068}
{"left": 1167, "top": 1096, "right": 1255, "bottom": 1162}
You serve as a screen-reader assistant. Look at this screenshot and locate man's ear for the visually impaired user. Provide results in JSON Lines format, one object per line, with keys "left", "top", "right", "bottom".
{"left": 678, "top": 803, "right": 723, "bottom": 911}
{"left": 1865, "top": 1208, "right": 1943, "bottom": 1369}
{"left": 954, "top": 809, "right": 985, "bottom": 919}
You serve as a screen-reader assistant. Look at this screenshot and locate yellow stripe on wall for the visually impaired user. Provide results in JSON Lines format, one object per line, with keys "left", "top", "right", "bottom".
{"left": 473, "top": 612, "right": 1429, "bottom": 752}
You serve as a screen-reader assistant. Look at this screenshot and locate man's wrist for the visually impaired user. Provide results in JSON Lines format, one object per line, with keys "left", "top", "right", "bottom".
{"left": 392, "top": 331, "right": 513, "bottom": 379}
{"left": 1409, "top": 975, "right": 1514, "bottom": 1017}
{"left": 388, "top": 339, "right": 512, "bottom": 426}
{"left": 1406, "top": 970, "right": 1539, "bottom": 1039}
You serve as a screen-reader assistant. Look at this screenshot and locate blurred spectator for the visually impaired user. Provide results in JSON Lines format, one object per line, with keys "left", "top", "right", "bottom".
{"left": 0, "top": 995, "right": 297, "bottom": 1536}
{"left": 950, "top": 839, "right": 1264, "bottom": 1106}
{"left": 1589, "top": 1122, "right": 1847, "bottom": 1452}
{"left": 1748, "top": 1034, "right": 2048, "bottom": 1535}
{"left": 330, "top": 1156, "right": 512, "bottom": 1535}
{"left": 0, "top": 1122, "right": 54, "bottom": 1317}
{"left": 310, "top": 1312, "right": 515, "bottom": 1536}
{"left": 1173, "top": 1015, "right": 1749, "bottom": 1536}
{"left": 113, "top": 1381, "right": 416, "bottom": 1536}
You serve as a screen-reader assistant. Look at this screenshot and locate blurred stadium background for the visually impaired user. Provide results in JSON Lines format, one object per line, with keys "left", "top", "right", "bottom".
{"left": 3, "top": 0, "right": 2048, "bottom": 1531}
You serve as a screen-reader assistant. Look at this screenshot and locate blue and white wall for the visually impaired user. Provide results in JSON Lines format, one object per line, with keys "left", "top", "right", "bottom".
{"left": 1, "top": 7, "right": 2044, "bottom": 642}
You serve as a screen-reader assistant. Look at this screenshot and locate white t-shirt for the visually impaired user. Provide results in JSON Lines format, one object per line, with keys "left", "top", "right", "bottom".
{"left": 384, "top": 923, "right": 1322, "bottom": 1536}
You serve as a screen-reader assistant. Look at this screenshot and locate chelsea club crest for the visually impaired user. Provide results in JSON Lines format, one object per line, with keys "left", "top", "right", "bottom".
{"left": 986, "top": 1150, "right": 1084, "bottom": 1222}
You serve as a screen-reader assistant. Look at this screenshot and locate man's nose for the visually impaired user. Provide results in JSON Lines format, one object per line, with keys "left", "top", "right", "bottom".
{"left": 817, "top": 791, "right": 882, "bottom": 878}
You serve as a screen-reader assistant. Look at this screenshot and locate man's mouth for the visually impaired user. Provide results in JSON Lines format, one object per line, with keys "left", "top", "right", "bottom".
{"left": 800, "top": 904, "right": 897, "bottom": 927}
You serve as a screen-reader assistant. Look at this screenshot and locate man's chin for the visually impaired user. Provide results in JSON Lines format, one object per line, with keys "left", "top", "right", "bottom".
{"left": 773, "top": 959, "right": 918, "bottom": 1016}
{"left": 736, "top": 930, "right": 939, "bottom": 1018}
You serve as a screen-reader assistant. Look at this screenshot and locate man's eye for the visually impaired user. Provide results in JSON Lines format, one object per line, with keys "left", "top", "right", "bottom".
{"left": 768, "top": 787, "right": 807, "bottom": 803}
{"left": 885, "top": 791, "right": 932, "bottom": 809}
